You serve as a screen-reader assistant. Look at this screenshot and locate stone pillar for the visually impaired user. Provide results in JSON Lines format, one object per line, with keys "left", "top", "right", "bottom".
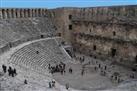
{"left": 0, "top": 9, "right": 2, "bottom": 19}
{"left": 6, "top": 9, "right": 9, "bottom": 18}
{"left": 5, "top": 9, "right": 8, "bottom": 19}
{"left": 10, "top": 9, "right": 13, "bottom": 18}
{"left": 11, "top": 9, "right": 14, "bottom": 18}
{"left": 27, "top": 9, "right": 29, "bottom": 17}
{"left": 121, "top": 7, "right": 126, "bottom": 16}
{"left": 27, "top": 9, "right": 30, "bottom": 17}
{"left": 37, "top": 9, "right": 39, "bottom": 17}
{"left": 36, "top": 8, "right": 39, "bottom": 17}
{"left": 35, "top": 8, "right": 38, "bottom": 17}
{"left": 32, "top": 9, "right": 35, "bottom": 17}
{"left": 20, "top": 9, "right": 22, "bottom": 18}
{"left": 8, "top": 9, "right": 12, "bottom": 18}
{"left": 25, "top": 9, "right": 28, "bottom": 17}
{"left": 24, "top": 9, "right": 27, "bottom": 18}
{"left": 31, "top": 9, "right": 34, "bottom": 17}
{"left": 41, "top": 9, "right": 44, "bottom": 17}
{"left": 12, "top": 9, "right": 16, "bottom": 18}
{"left": 17, "top": 9, "right": 20, "bottom": 18}
{"left": 15, "top": 9, "right": 18, "bottom": 18}
{"left": 43, "top": 9, "right": 47, "bottom": 16}
{"left": 3, "top": 9, "right": 8, "bottom": 19}
{"left": 21, "top": 9, "right": 24, "bottom": 18}
{"left": 42, "top": 9, "right": 44, "bottom": 16}
{"left": 35, "top": 9, "right": 37, "bottom": 17}
{"left": 29, "top": 9, "right": 32, "bottom": 17}
{"left": 40, "top": 8, "right": 43, "bottom": 17}
{"left": 23, "top": 9, "right": 26, "bottom": 18}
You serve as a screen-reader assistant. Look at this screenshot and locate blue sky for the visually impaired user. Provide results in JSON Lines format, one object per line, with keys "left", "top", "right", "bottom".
{"left": 1, "top": 0, "right": 137, "bottom": 8}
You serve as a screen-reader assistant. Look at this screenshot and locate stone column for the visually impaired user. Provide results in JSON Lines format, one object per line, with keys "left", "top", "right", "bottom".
{"left": 15, "top": 9, "right": 18, "bottom": 18}
{"left": 35, "top": 8, "right": 38, "bottom": 17}
{"left": 21, "top": 9, "right": 24, "bottom": 18}
{"left": 0, "top": 9, "right": 2, "bottom": 19}
{"left": 40, "top": 8, "right": 43, "bottom": 17}
{"left": 37, "top": 9, "right": 40, "bottom": 17}
{"left": 23, "top": 9, "right": 25, "bottom": 18}
{"left": 32, "top": 9, "right": 34, "bottom": 17}
{"left": 20, "top": 9, "right": 22, "bottom": 18}
{"left": 32, "top": 9, "right": 35, "bottom": 17}
{"left": 41, "top": 8, "right": 43, "bottom": 16}
{"left": 8, "top": 9, "right": 12, "bottom": 18}
{"left": 30, "top": 9, "right": 33, "bottom": 17}
{"left": 44, "top": 9, "right": 47, "bottom": 16}
{"left": 29, "top": 9, "right": 32, "bottom": 17}
{"left": 17, "top": 9, "right": 20, "bottom": 18}
{"left": 27, "top": 8, "right": 30, "bottom": 17}
{"left": 10, "top": 9, "right": 13, "bottom": 18}
{"left": 25, "top": 9, "right": 28, "bottom": 17}
{"left": 12, "top": 9, "right": 16, "bottom": 18}
{"left": 3, "top": 9, "right": 8, "bottom": 19}
{"left": 42, "top": 9, "right": 44, "bottom": 17}
{"left": 6, "top": 9, "right": 10, "bottom": 18}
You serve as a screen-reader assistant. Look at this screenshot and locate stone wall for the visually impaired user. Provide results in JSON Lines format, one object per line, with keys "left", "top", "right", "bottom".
{"left": 49, "top": 5, "right": 137, "bottom": 68}
{"left": 0, "top": 8, "right": 49, "bottom": 19}
{"left": 49, "top": 5, "right": 137, "bottom": 43}
{"left": 69, "top": 5, "right": 137, "bottom": 68}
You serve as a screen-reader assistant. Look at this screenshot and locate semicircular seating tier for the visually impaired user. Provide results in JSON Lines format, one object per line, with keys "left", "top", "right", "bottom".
{"left": 9, "top": 39, "right": 69, "bottom": 73}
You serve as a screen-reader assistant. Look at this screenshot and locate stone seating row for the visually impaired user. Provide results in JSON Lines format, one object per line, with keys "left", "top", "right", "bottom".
{"left": 9, "top": 39, "right": 68, "bottom": 72}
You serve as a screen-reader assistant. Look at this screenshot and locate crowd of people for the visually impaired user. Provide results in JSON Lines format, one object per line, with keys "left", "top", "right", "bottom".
{"left": 2, "top": 64, "right": 17, "bottom": 77}
{"left": 49, "top": 80, "right": 56, "bottom": 88}
{"left": 48, "top": 62, "right": 66, "bottom": 75}
{"left": 73, "top": 54, "right": 124, "bottom": 83}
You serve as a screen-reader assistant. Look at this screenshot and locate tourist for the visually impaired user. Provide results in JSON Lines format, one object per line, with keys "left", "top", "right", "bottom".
{"left": 94, "top": 66, "right": 97, "bottom": 71}
{"left": 48, "top": 64, "right": 51, "bottom": 70}
{"left": 11, "top": 69, "right": 14, "bottom": 77}
{"left": 49, "top": 82, "right": 52, "bottom": 88}
{"left": 81, "top": 69, "right": 84, "bottom": 76}
{"left": 52, "top": 81, "right": 56, "bottom": 87}
{"left": 8, "top": 66, "right": 12, "bottom": 76}
{"left": 69, "top": 67, "right": 72, "bottom": 74}
{"left": 65, "top": 83, "right": 69, "bottom": 90}
{"left": 13, "top": 68, "right": 17, "bottom": 76}
{"left": 2, "top": 65, "right": 7, "bottom": 73}
{"left": 104, "top": 66, "right": 107, "bottom": 70}
{"left": 98, "top": 64, "right": 101, "bottom": 68}
{"left": 36, "top": 51, "right": 39, "bottom": 54}
{"left": 24, "top": 79, "right": 28, "bottom": 84}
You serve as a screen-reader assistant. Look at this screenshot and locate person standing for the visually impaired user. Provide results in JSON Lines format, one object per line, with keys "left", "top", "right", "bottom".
{"left": 2, "top": 65, "right": 7, "bottom": 73}
{"left": 8, "top": 66, "right": 12, "bottom": 76}
{"left": 66, "top": 83, "right": 69, "bottom": 90}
